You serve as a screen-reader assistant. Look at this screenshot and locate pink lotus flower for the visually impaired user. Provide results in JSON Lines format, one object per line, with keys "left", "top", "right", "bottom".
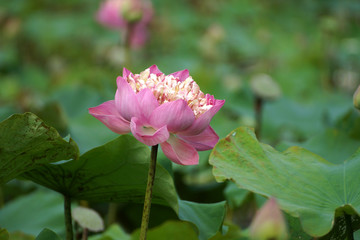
{"left": 96, "top": 0, "right": 153, "bottom": 48}
{"left": 89, "top": 66, "right": 225, "bottom": 165}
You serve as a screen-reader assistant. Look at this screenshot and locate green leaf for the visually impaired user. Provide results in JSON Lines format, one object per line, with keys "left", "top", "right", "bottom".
{"left": 22, "top": 135, "right": 178, "bottom": 211}
{"left": 68, "top": 114, "right": 117, "bottom": 154}
{"left": 208, "top": 222, "right": 244, "bottom": 240}
{"left": 284, "top": 213, "right": 311, "bottom": 239}
{"left": 22, "top": 135, "right": 227, "bottom": 237}
{"left": 8, "top": 232, "right": 35, "bottom": 240}
{"left": 0, "top": 229, "right": 9, "bottom": 240}
{"left": 131, "top": 220, "right": 198, "bottom": 240}
{"left": 51, "top": 86, "right": 117, "bottom": 153}
{"left": 35, "top": 229, "right": 62, "bottom": 240}
{"left": 89, "top": 224, "right": 130, "bottom": 240}
{"left": 209, "top": 127, "right": 360, "bottom": 237}
{"left": 262, "top": 98, "right": 325, "bottom": 140}
{"left": 335, "top": 109, "right": 360, "bottom": 140}
{"left": 277, "top": 129, "right": 360, "bottom": 164}
{"left": 178, "top": 200, "right": 226, "bottom": 240}
{"left": 33, "top": 102, "right": 69, "bottom": 137}
{"left": 0, "top": 190, "right": 66, "bottom": 236}
{"left": 224, "top": 182, "right": 249, "bottom": 208}
{"left": 0, "top": 112, "right": 79, "bottom": 184}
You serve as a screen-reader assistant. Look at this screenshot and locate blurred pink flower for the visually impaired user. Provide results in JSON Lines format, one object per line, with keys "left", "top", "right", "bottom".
{"left": 249, "top": 198, "right": 288, "bottom": 240}
{"left": 96, "top": 0, "right": 153, "bottom": 48}
{"left": 89, "top": 65, "right": 225, "bottom": 165}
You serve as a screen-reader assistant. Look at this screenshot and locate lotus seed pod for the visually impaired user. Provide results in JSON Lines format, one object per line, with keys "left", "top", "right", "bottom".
{"left": 250, "top": 74, "right": 281, "bottom": 100}
{"left": 121, "top": 0, "right": 143, "bottom": 23}
{"left": 72, "top": 206, "right": 104, "bottom": 232}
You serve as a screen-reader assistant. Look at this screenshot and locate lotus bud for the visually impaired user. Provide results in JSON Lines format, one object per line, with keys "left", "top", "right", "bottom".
{"left": 249, "top": 198, "right": 288, "bottom": 240}
{"left": 353, "top": 85, "right": 360, "bottom": 110}
{"left": 96, "top": 0, "right": 153, "bottom": 48}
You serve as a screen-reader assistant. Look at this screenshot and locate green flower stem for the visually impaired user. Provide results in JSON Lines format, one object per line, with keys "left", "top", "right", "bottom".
{"left": 107, "top": 203, "right": 118, "bottom": 225}
{"left": 139, "top": 144, "right": 159, "bottom": 240}
{"left": 344, "top": 213, "right": 354, "bottom": 240}
{"left": 64, "top": 195, "right": 73, "bottom": 240}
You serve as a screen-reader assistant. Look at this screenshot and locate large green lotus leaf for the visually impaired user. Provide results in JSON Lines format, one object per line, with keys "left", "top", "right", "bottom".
{"left": 224, "top": 182, "right": 249, "bottom": 208}
{"left": 178, "top": 200, "right": 226, "bottom": 240}
{"left": 285, "top": 213, "right": 311, "bottom": 239}
{"left": 277, "top": 129, "right": 360, "bottom": 164}
{"left": 335, "top": 109, "right": 360, "bottom": 140}
{"left": 22, "top": 135, "right": 227, "bottom": 239}
{"left": 300, "top": 129, "right": 360, "bottom": 164}
{"left": 33, "top": 102, "right": 69, "bottom": 137}
{"left": 8, "top": 232, "right": 35, "bottom": 240}
{"left": 209, "top": 127, "right": 360, "bottom": 237}
{"left": 0, "top": 190, "right": 66, "bottom": 236}
{"left": 0, "top": 229, "right": 9, "bottom": 240}
{"left": 131, "top": 220, "right": 198, "bottom": 240}
{"left": 89, "top": 224, "right": 130, "bottom": 240}
{"left": 50, "top": 86, "right": 118, "bottom": 153}
{"left": 208, "top": 222, "right": 245, "bottom": 240}
{"left": 22, "top": 135, "right": 178, "bottom": 211}
{"left": 0, "top": 113, "right": 79, "bottom": 185}
{"left": 35, "top": 229, "right": 62, "bottom": 240}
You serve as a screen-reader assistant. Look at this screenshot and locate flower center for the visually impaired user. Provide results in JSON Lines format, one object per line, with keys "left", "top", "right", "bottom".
{"left": 126, "top": 68, "right": 214, "bottom": 117}
{"left": 141, "top": 125, "right": 156, "bottom": 135}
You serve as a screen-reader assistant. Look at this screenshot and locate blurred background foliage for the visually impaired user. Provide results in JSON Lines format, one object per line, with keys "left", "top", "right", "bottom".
{"left": 1, "top": 0, "right": 360, "bottom": 238}
{"left": 1, "top": 0, "right": 360, "bottom": 144}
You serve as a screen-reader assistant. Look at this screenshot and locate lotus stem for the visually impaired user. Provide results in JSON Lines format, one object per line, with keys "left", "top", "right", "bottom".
{"left": 107, "top": 203, "right": 118, "bottom": 226}
{"left": 64, "top": 195, "right": 73, "bottom": 240}
{"left": 139, "top": 144, "right": 158, "bottom": 240}
{"left": 82, "top": 228, "right": 88, "bottom": 240}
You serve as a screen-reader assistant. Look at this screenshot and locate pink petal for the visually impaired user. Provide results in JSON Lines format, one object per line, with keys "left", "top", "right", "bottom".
{"left": 170, "top": 69, "right": 189, "bottom": 82}
{"left": 178, "top": 126, "right": 219, "bottom": 151}
{"left": 149, "top": 65, "right": 163, "bottom": 75}
{"left": 136, "top": 88, "right": 159, "bottom": 121}
{"left": 149, "top": 99, "right": 195, "bottom": 133}
{"left": 122, "top": 68, "right": 133, "bottom": 79}
{"left": 130, "top": 117, "right": 169, "bottom": 146}
{"left": 115, "top": 76, "right": 140, "bottom": 121}
{"left": 160, "top": 135, "right": 199, "bottom": 165}
{"left": 89, "top": 100, "right": 130, "bottom": 134}
{"left": 180, "top": 99, "right": 225, "bottom": 135}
